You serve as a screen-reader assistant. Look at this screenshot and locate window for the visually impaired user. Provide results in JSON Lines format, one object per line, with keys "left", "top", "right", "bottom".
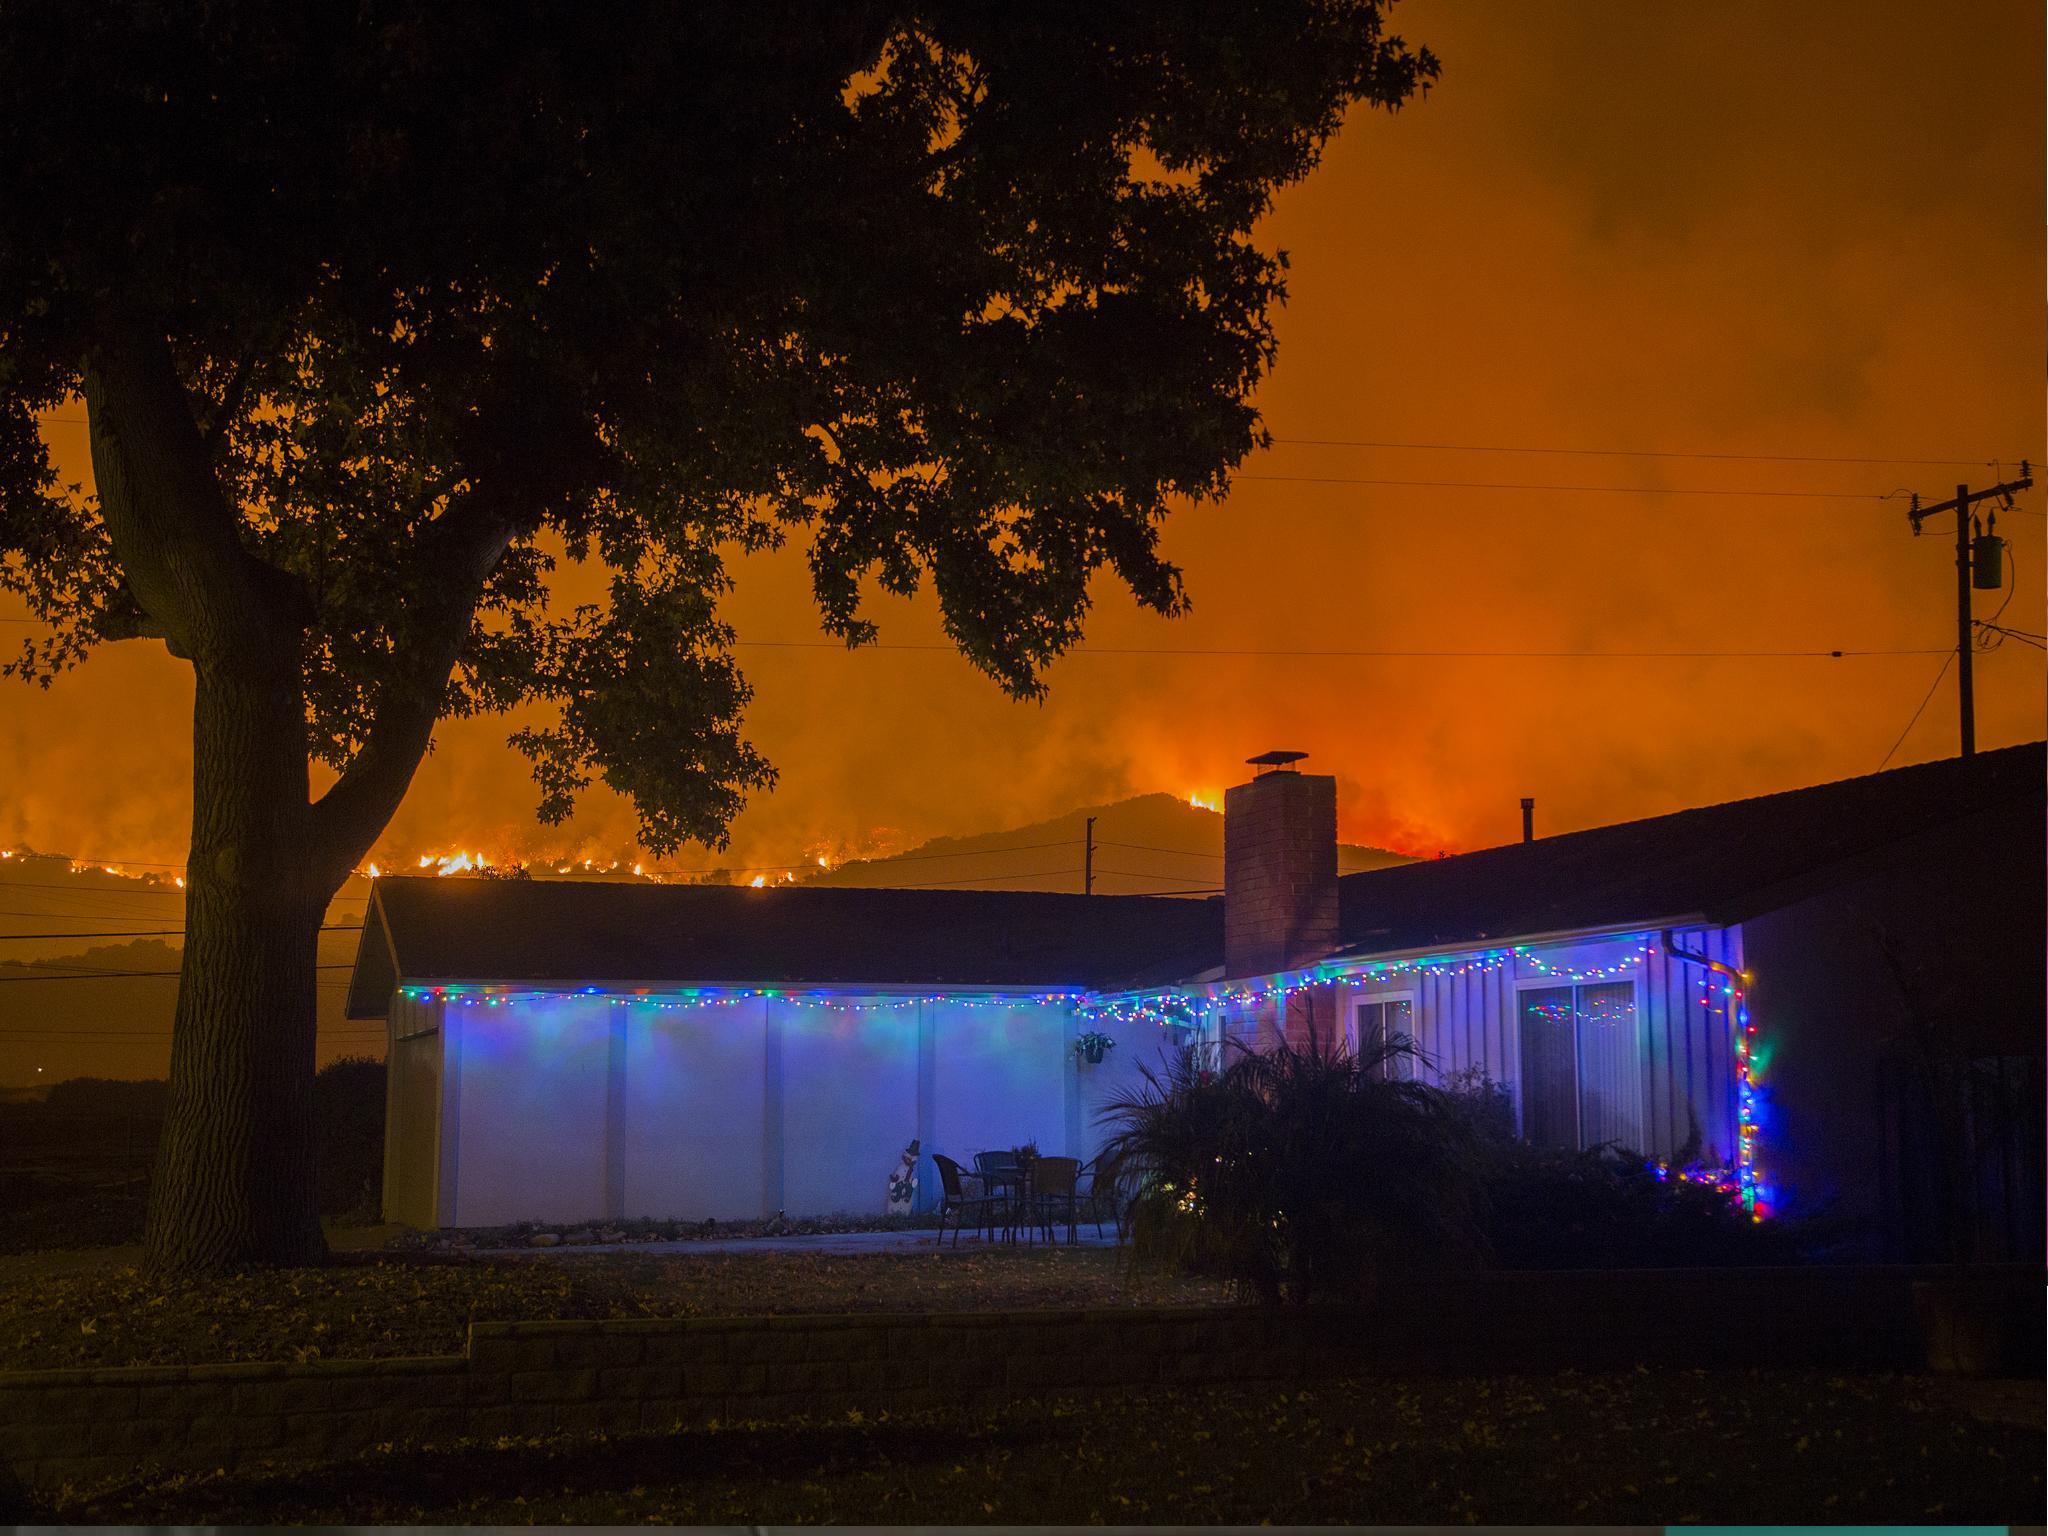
{"left": 1516, "top": 982, "right": 1640, "bottom": 1148}
{"left": 1355, "top": 998, "right": 1415, "bottom": 1081}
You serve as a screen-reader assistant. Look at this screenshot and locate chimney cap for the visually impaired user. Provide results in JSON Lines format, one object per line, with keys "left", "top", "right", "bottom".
{"left": 1246, "top": 749, "right": 1309, "bottom": 773}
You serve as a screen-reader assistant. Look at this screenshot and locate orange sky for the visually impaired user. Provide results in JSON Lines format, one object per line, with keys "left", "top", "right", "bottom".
{"left": 3, "top": 0, "right": 2042, "bottom": 877}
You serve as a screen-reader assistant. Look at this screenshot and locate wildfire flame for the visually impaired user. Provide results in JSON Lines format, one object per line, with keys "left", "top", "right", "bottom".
{"left": 338, "top": 827, "right": 903, "bottom": 888}
{"left": 1186, "top": 793, "right": 1220, "bottom": 813}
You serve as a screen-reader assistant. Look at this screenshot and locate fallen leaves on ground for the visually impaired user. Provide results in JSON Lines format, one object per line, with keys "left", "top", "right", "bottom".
{"left": 49, "top": 1370, "right": 2044, "bottom": 1527}
{"left": 0, "top": 1246, "right": 1226, "bottom": 1370}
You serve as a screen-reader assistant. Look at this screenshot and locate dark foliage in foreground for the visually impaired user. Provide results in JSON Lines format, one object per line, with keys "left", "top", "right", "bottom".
{"left": 54, "top": 1372, "right": 2043, "bottom": 1526}
{"left": 309, "top": 1057, "right": 386, "bottom": 1219}
{"left": 0, "top": 1064, "right": 389, "bottom": 1253}
{"left": 1102, "top": 1049, "right": 1810, "bottom": 1295}
{"left": 0, "top": 0, "right": 1439, "bottom": 1275}
{"left": 38, "top": 1077, "right": 169, "bottom": 1117}
{"left": 1478, "top": 1142, "right": 1800, "bottom": 1269}
{"left": 1101, "top": 1034, "right": 1485, "bottom": 1303}
{"left": 1435, "top": 1068, "right": 1803, "bottom": 1268}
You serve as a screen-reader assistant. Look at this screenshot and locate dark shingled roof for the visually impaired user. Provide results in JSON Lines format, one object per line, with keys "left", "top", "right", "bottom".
{"left": 346, "top": 880, "right": 1223, "bottom": 1016}
{"left": 1334, "top": 741, "right": 2044, "bottom": 957}
{"left": 346, "top": 743, "right": 2043, "bottom": 1015}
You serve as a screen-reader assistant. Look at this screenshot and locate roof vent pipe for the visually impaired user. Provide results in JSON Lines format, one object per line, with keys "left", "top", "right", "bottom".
{"left": 1520, "top": 797, "right": 1535, "bottom": 844}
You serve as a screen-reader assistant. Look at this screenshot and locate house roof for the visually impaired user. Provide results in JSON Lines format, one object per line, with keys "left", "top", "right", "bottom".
{"left": 345, "top": 879, "right": 1222, "bottom": 1017}
{"left": 1334, "top": 741, "right": 2045, "bottom": 958}
{"left": 346, "top": 743, "right": 2043, "bottom": 1017}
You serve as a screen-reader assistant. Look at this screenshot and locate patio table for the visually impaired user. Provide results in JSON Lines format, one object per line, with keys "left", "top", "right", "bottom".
{"left": 972, "top": 1152, "right": 1032, "bottom": 1243}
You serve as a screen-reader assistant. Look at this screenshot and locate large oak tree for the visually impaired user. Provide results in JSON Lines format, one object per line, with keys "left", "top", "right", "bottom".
{"left": 0, "top": 2, "right": 1434, "bottom": 1272}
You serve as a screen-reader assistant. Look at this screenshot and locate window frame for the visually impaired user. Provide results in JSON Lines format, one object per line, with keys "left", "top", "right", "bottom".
{"left": 1352, "top": 991, "right": 1420, "bottom": 1081}
{"left": 1511, "top": 975, "right": 1646, "bottom": 1149}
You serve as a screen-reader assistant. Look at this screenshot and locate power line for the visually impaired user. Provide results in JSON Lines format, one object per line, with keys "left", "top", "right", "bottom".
{"left": 0, "top": 878, "right": 196, "bottom": 895}
{"left": 0, "top": 853, "right": 188, "bottom": 868}
{"left": 1875, "top": 653, "right": 1957, "bottom": 773}
{"left": 1266, "top": 436, "right": 2031, "bottom": 469}
{"left": 2, "top": 1036, "right": 387, "bottom": 1048}
{"left": 0, "top": 620, "right": 1990, "bottom": 659}
{"left": 1230, "top": 472, "right": 1895, "bottom": 500}
{"left": 1975, "top": 621, "right": 2046, "bottom": 651}
{"left": 737, "top": 639, "right": 1951, "bottom": 660}
{"left": 870, "top": 867, "right": 1084, "bottom": 889}
{"left": 0, "top": 924, "right": 363, "bottom": 941}
{"left": 4, "top": 840, "right": 1095, "bottom": 880}
{"left": 0, "top": 962, "right": 356, "bottom": 984}
{"left": 0, "top": 877, "right": 366, "bottom": 903}
{"left": 40, "top": 410, "right": 2031, "bottom": 468}
{"left": 1096, "top": 840, "right": 1223, "bottom": 860}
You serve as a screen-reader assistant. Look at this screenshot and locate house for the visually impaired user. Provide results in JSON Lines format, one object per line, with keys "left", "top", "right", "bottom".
{"left": 349, "top": 741, "right": 2044, "bottom": 1258}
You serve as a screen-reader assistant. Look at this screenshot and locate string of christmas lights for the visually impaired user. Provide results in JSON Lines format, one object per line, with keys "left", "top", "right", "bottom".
{"left": 399, "top": 984, "right": 1090, "bottom": 1012}
{"left": 1077, "top": 938, "right": 1662, "bottom": 1025}
{"left": 391, "top": 931, "right": 1772, "bottom": 1222}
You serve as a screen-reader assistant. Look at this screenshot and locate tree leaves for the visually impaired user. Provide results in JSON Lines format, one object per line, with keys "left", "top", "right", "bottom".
{"left": 0, "top": 1, "right": 1437, "bottom": 851}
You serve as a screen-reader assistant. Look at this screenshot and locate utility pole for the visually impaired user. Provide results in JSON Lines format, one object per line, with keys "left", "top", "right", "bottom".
{"left": 1083, "top": 816, "right": 1095, "bottom": 895}
{"left": 1907, "top": 462, "right": 2030, "bottom": 758}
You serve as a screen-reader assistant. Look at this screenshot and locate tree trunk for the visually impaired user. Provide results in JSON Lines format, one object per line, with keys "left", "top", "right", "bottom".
{"left": 143, "top": 654, "right": 329, "bottom": 1274}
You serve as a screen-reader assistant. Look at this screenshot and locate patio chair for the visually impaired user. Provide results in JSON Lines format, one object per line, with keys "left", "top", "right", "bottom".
{"left": 932, "top": 1153, "right": 1002, "bottom": 1247}
{"left": 973, "top": 1150, "right": 1023, "bottom": 1240}
{"left": 1027, "top": 1155, "right": 1081, "bottom": 1244}
{"left": 1075, "top": 1154, "right": 1126, "bottom": 1240}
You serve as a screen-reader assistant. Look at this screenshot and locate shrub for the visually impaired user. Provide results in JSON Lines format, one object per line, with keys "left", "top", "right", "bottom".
{"left": 1439, "top": 1064, "right": 1516, "bottom": 1148}
{"left": 39, "top": 1076, "right": 168, "bottom": 1118}
{"left": 1100, "top": 1033, "right": 1484, "bottom": 1304}
{"left": 1478, "top": 1143, "right": 1798, "bottom": 1268}
{"left": 313, "top": 1056, "right": 386, "bottom": 1220}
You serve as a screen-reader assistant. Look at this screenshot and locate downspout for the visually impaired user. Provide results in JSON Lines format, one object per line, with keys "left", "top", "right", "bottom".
{"left": 1661, "top": 929, "right": 1762, "bottom": 1216}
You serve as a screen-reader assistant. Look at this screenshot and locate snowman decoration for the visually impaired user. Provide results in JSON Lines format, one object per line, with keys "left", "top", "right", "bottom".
{"left": 887, "top": 1137, "right": 920, "bottom": 1215}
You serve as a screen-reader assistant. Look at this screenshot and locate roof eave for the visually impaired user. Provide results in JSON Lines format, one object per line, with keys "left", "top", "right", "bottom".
{"left": 1327, "top": 913, "right": 1713, "bottom": 967}
{"left": 342, "top": 884, "right": 401, "bottom": 1019}
{"left": 378, "top": 975, "right": 1100, "bottom": 998}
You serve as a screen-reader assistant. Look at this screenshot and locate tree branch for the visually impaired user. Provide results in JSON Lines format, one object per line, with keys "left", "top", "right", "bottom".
{"left": 82, "top": 321, "right": 311, "bottom": 661}
{"left": 304, "top": 492, "right": 517, "bottom": 888}
{"left": 198, "top": 355, "right": 253, "bottom": 444}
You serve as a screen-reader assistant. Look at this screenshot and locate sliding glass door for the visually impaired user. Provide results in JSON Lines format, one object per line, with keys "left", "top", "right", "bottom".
{"left": 1516, "top": 982, "right": 1642, "bottom": 1149}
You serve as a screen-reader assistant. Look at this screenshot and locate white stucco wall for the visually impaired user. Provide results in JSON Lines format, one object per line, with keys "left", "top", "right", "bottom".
{"left": 926, "top": 1000, "right": 1071, "bottom": 1171}
{"left": 447, "top": 995, "right": 611, "bottom": 1227}
{"left": 1075, "top": 1021, "right": 1182, "bottom": 1165}
{"left": 620, "top": 999, "right": 769, "bottom": 1221}
{"left": 412, "top": 989, "right": 1085, "bottom": 1228}
{"left": 778, "top": 999, "right": 920, "bottom": 1216}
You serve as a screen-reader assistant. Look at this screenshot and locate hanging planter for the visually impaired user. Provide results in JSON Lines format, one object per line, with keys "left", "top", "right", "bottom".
{"left": 1075, "top": 1030, "right": 1117, "bottom": 1065}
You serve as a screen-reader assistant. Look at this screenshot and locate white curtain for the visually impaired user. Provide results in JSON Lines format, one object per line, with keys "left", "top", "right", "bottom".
{"left": 1574, "top": 982, "right": 1642, "bottom": 1151}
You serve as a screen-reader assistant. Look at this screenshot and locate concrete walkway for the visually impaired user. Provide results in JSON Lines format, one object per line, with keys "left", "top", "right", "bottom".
{"left": 468, "top": 1225, "right": 1123, "bottom": 1258}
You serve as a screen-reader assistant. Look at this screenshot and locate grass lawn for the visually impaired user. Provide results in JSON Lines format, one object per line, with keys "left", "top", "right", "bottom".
{"left": 0, "top": 1246, "right": 1228, "bottom": 1371}
{"left": 42, "top": 1370, "right": 2041, "bottom": 1525}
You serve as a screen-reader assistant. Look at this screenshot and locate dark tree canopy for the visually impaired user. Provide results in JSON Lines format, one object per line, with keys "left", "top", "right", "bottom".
{"left": 1, "top": 1, "right": 1434, "bottom": 861}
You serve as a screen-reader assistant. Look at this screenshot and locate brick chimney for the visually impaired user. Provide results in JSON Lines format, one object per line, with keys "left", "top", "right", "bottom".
{"left": 1224, "top": 751, "right": 1338, "bottom": 979}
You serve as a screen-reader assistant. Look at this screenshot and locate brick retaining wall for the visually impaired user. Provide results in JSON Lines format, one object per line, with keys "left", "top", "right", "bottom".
{"left": 2, "top": 1264, "right": 2036, "bottom": 1492}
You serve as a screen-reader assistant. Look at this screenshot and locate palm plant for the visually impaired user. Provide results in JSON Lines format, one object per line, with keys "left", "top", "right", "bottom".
{"left": 1099, "top": 1022, "right": 1484, "bottom": 1304}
